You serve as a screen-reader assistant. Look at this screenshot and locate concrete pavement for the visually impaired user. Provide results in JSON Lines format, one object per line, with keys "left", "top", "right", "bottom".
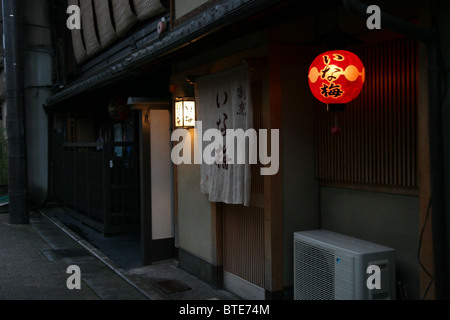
{"left": 0, "top": 211, "right": 147, "bottom": 299}
{"left": 0, "top": 207, "right": 239, "bottom": 300}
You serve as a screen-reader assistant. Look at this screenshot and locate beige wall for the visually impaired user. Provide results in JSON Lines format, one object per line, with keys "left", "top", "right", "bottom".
{"left": 320, "top": 186, "right": 420, "bottom": 298}
{"left": 175, "top": 129, "right": 215, "bottom": 262}
{"left": 150, "top": 109, "right": 174, "bottom": 240}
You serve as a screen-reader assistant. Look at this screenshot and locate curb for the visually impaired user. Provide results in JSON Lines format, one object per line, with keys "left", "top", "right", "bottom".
{"left": 38, "top": 209, "right": 163, "bottom": 300}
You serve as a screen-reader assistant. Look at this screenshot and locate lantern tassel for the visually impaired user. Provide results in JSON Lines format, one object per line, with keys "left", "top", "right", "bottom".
{"left": 331, "top": 113, "right": 342, "bottom": 135}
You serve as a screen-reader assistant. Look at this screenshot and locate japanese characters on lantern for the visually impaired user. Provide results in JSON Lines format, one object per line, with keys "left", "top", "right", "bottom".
{"left": 175, "top": 98, "right": 196, "bottom": 128}
{"left": 308, "top": 50, "right": 365, "bottom": 105}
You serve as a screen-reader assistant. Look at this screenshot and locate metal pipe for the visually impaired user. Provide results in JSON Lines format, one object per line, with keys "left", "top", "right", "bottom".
{"left": 343, "top": 0, "right": 448, "bottom": 300}
{"left": 2, "top": 0, "right": 29, "bottom": 224}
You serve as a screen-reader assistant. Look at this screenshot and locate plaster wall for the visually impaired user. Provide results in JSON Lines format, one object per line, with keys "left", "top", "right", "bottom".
{"left": 176, "top": 143, "right": 214, "bottom": 262}
{"left": 320, "top": 186, "right": 420, "bottom": 298}
{"left": 281, "top": 63, "right": 320, "bottom": 287}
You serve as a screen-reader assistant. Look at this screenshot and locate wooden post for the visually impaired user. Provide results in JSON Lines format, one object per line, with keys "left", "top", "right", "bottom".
{"left": 264, "top": 43, "right": 283, "bottom": 297}
{"left": 139, "top": 110, "right": 153, "bottom": 265}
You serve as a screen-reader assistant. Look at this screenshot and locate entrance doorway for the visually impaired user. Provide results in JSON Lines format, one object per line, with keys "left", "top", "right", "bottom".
{"left": 49, "top": 109, "right": 142, "bottom": 270}
{"left": 139, "top": 105, "right": 175, "bottom": 265}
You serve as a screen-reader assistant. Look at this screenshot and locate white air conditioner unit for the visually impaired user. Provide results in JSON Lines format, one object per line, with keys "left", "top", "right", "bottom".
{"left": 294, "top": 230, "right": 395, "bottom": 300}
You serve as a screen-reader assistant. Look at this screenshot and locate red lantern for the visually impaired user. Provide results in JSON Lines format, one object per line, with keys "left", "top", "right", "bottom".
{"left": 108, "top": 97, "right": 130, "bottom": 120}
{"left": 308, "top": 50, "right": 365, "bottom": 105}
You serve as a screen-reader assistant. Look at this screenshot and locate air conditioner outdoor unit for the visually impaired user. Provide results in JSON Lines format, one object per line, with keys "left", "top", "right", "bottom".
{"left": 294, "top": 229, "right": 395, "bottom": 300}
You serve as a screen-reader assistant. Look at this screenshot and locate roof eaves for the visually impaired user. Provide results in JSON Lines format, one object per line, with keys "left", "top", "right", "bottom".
{"left": 45, "top": 0, "right": 285, "bottom": 107}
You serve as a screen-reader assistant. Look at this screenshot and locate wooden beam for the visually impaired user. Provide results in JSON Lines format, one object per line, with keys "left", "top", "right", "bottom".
{"left": 139, "top": 109, "right": 153, "bottom": 265}
{"left": 211, "top": 202, "right": 223, "bottom": 266}
{"left": 264, "top": 43, "right": 283, "bottom": 295}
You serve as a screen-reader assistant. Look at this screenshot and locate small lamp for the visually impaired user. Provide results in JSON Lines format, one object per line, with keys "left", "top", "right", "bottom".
{"left": 174, "top": 97, "right": 196, "bottom": 128}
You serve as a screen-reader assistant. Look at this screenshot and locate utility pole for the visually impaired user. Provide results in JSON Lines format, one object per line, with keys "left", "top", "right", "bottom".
{"left": 2, "top": 0, "right": 29, "bottom": 224}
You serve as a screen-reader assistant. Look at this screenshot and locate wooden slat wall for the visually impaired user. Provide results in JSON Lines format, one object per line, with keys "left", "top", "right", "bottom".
{"left": 315, "top": 38, "right": 418, "bottom": 190}
{"left": 223, "top": 205, "right": 265, "bottom": 287}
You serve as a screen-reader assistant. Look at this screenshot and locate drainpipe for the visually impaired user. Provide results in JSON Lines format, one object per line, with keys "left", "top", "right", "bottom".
{"left": 2, "top": 0, "right": 29, "bottom": 224}
{"left": 343, "top": 0, "right": 447, "bottom": 300}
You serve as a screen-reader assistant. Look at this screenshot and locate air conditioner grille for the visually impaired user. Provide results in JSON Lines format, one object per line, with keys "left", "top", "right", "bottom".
{"left": 294, "top": 239, "right": 335, "bottom": 300}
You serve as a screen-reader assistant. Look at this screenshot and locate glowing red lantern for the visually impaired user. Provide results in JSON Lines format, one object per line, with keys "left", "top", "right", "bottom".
{"left": 308, "top": 50, "right": 365, "bottom": 105}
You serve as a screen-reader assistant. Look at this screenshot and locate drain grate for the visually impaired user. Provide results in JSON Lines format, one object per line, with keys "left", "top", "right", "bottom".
{"left": 156, "top": 279, "right": 192, "bottom": 294}
{"left": 42, "top": 248, "right": 92, "bottom": 261}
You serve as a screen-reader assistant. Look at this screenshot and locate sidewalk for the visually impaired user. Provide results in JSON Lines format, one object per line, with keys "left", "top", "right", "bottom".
{"left": 0, "top": 211, "right": 144, "bottom": 299}
{"left": 0, "top": 207, "right": 239, "bottom": 300}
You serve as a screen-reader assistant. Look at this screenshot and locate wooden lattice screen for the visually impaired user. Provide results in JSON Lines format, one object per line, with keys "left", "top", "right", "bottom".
{"left": 315, "top": 38, "right": 418, "bottom": 192}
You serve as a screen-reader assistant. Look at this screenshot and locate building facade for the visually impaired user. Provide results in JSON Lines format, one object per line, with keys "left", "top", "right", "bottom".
{"left": 17, "top": 0, "right": 449, "bottom": 299}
